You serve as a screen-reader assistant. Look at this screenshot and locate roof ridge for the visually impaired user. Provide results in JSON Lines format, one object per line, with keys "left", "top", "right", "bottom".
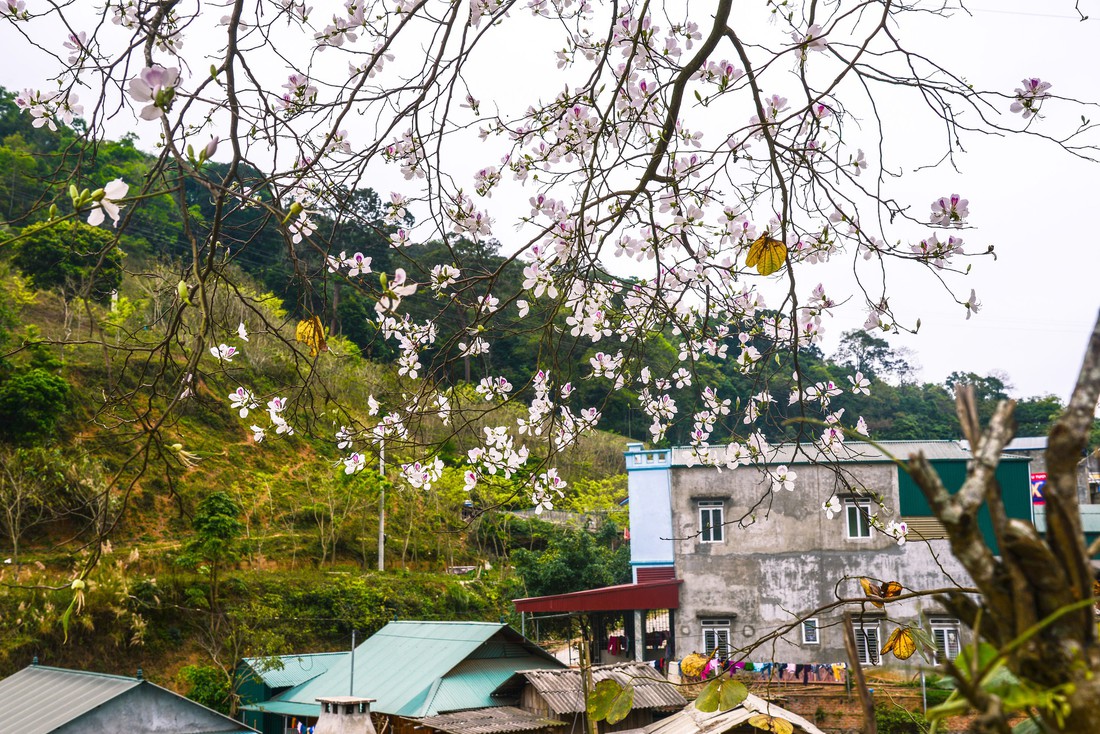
{"left": 30, "top": 665, "right": 140, "bottom": 683}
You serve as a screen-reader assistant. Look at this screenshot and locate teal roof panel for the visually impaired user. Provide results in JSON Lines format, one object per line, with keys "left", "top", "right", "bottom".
{"left": 241, "top": 652, "right": 347, "bottom": 689}
{"left": 415, "top": 655, "right": 559, "bottom": 716}
{"left": 268, "top": 621, "right": 563, "bottom": 718}
{"left": 240, "top": 699, "right": 322, "bottom": 718}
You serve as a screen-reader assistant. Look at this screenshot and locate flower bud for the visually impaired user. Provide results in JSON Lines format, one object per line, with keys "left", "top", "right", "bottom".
{"left": 203, "top": 136, "right": 220, "bottom": 161}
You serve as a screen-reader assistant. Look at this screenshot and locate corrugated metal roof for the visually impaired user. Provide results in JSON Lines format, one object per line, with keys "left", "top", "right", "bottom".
{"left": 417, "top": 706, "right": 566, "bottom": 734}
{"left": 241, "top": 698, "right": 322, "bottom": 718}
{"left": 520, "top": 663, "right": 686, "bottom": 715}
{"left": 671, "top": 441, "right": 977, "bottom": 466}
{"left": 264, "top": 622, "right": 565, "bottom": 719}
{"left": 0, "top": 665, "right": 255, "bottom": 734}
{"left": 670, "top": 440, "right": 1029, "bottom": 467}
{"left": 643, "top": 695, "right": 825, "bottom": 734}
{"left": 0, "top": 665, "right": 139, "bottom": 734}
{"left": 961, "top": 436, "right": 1048, "bottom": 452}
{"left": 427, "top": 656, "right": 557, "bottom": 714}
{"left": 241, "top": 652, "right": 347, "bottom": 689}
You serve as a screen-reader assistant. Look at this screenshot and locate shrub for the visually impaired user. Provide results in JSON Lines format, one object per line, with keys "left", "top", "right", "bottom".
{"left": 875, "top": 702, "right": 929, "bottom": 734}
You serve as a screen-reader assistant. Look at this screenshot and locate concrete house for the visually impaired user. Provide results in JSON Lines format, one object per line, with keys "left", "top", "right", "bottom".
{"left": 624, "top": 440, "right": 1032, "bottom": 670}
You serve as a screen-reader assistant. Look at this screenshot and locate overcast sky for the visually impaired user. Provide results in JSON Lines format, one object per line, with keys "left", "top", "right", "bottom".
{"left": 1, "top": 1, "right": 1097, "bottom": 402}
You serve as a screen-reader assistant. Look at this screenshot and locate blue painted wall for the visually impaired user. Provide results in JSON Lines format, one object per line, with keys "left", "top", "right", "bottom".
{"left": 625, "top": 444, "right": 674, "bottom": 579}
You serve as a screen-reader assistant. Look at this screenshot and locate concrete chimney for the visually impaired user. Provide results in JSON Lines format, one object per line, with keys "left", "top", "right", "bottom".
{"left": 314, "top": 696, "right": 377, "bottom": 734}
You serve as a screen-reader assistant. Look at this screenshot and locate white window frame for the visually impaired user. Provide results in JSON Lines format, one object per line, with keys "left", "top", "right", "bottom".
{"left": 845, "top": 498, "right": 872, "bottom": 539}
{"left": 801, "top": 618, "right": 819, "bottom": 645}
{"left": 854, "top": 622, "right": 881, "bottom": 666}
{"left": 701, "top": 619, "right": 731, "bottom": 659}
{"left": 698, "top": 500, "right": 724, "bottom": 543}
{"left": 931, "top": 619, "right": 961, "bottom": 664}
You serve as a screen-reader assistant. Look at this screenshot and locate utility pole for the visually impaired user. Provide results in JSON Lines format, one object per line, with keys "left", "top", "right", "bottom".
{"left": 349, "top": 629, "right": 356, "bottom": 695}
{"left": 377, "top": 442, "right": 385, "bottom": 571}
{"left": 843, "top": 613, "right": 877, "bottom": 734}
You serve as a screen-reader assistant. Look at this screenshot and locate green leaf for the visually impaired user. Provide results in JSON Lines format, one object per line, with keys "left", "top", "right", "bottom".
{"left": 719, "top": 678, "right": 748, "bottom": 710}
{"left": 695, "top": 677, "right": 723, "bottom": 712}
{"left": 955, "top": 641, "right": 998, "bottom": 682}
{"left": 695, "top": 675, "right": 746, "bottom": 712}
{"left": 588, "top": 679, "right": 634, "bottom": 724}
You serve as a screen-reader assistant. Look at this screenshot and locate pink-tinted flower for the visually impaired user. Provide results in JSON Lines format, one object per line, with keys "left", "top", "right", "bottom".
{"left": 210, "top": 344, "right": 237, "bottom": 362}
{"left": 850, "top": 149, "right": 867, "bottom": 176}
{"left": 964, "top": 289, "right": 981, "bottom": 320}
{"left": 87, "top": 178, "right": 129, "bottom": 227}
{"left": 63, "top": 32, "right": 88, "bottom": 65}
{"left": 930, "top": 194, "right": 969, "bottom": 227}
{"left": 345, "top": 252, "right": 372, "bottom": 276}
{"left": 229, "top": 387, "right": 257, "bottom": 418}
{"left": 792, "top": 23, "right": 826, "bottom": 52}
{"left": 128, "top": 65, "right": 180, "bottom": 120}
{"left": 344, "top": 452, "right": 366, "bottom": 474}
{"left": 1009, "top": 78, "right": 1051, "bottom": 119}
{"left": 0, "top": 1, "right": 27, "bottom": 19}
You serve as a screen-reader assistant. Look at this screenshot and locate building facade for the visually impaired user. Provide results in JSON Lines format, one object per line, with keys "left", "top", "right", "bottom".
{"left": 625, "top": 441, "right": 1032, "bottom": 669}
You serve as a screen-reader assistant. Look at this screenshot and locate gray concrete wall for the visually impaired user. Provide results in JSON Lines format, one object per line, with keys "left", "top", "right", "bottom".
{"left": 667, "top": 462, "right": 972, "bottom": 669}
{"left": 54, "top": 683, "right": 251, "bottom": 733}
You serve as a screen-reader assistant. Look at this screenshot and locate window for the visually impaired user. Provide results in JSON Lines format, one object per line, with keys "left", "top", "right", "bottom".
{"left": 699, "top": 500, "right": 724, "bottom": 542}
{"left": 854, "top": 623, "right": 880, "bottom": 665}
{"left": 801, "top": 618, "right": 819, "bottom": 644}
{"left": 846, "top": 499, "right": 872, "bottom": 539}
{"left": 701, "top": 619, "right": 732, "bottom": 659}
{"left": 931, "top": 620, "right": 961, "bottom": 663}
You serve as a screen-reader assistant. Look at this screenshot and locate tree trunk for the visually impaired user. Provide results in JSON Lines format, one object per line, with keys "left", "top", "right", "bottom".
{"left": 906, "top": 310, "right": 1100, "bottom": 731}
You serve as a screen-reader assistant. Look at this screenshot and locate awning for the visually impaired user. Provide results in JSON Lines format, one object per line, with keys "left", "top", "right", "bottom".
{"left": 513, "top": 579, "right": 680, "bottom": 613}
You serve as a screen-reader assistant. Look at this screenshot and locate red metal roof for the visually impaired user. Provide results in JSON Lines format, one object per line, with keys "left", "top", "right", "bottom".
{"left": 513, "top": 579, "right": 680, "bottom": 613}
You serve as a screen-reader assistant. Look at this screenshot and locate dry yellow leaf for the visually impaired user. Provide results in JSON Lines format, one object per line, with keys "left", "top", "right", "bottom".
{"left": 295, "top": 315, "right": 328, "bottom": 357}
{"left": 680, "top": 652, "right": 709, "bottom": 679}
{"left": 747, "top": 714, "right": 794, "bottom": 734}
{"left": 860, "top": 577, "right": 903, "bottom": 608}
{"left": 745, "top": 235, "right": 787, "bottom": 276}
{"left": 880, "top": 627, "right": 917, "bottom": 660}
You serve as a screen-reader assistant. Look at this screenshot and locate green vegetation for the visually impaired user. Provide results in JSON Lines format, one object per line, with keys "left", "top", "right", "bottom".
{"left": 875, "top": 702, "right": 929, "bottom": 734}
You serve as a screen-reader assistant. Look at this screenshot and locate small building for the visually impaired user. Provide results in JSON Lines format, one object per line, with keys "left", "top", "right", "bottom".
{"left": 511, "top": 662, "right": 687, "bottom": 733}
{"left": 237, "top": 652, "right": 347, "bottom": 734}
{"left": 0, "top": 662, "right": 255, "bottom": 734}
{"left": 242, "top": 621, "right": 567, "bottom": 734}
{"left": 643, "top": 696, "right": 825, "bottom": 734}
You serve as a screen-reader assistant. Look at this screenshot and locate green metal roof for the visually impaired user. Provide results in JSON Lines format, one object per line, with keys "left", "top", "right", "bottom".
{"left": 259, "top": 621, "right": 564, "bottom": 719}
{"left": 241, "top": 652, "right": 347, "bottom": 689}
